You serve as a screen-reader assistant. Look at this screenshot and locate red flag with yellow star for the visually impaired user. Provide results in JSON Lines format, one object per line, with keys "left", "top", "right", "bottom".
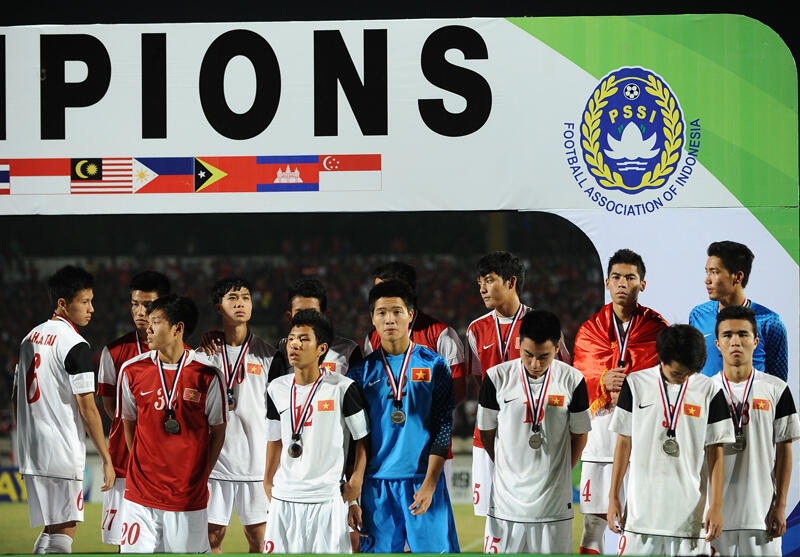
{"left": 317, "top": 400, "right": 335, "bottom": 412}
{"left": 411, "top": 368, "right": 431, "bottom": 382}
{"left": 683, "top": 403, "right": 701, "bottom": 418}
{"left": 548, "top": 394, "right": 565, "bottom": 407}
{"left": 753, "top": 398, "right": 770, "bottom": 411}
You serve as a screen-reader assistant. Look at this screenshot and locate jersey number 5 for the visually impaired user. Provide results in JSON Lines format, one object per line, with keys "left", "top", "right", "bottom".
{"left": 26, "top": 354, "right": 42, "bottom": 404}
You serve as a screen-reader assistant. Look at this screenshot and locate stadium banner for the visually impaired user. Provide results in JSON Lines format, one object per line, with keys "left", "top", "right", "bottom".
{"left": 1, "top": 13, "right": 798, "bottom": 552}
{"left": 0, "top": 467, "right": 26, "bottom": 502}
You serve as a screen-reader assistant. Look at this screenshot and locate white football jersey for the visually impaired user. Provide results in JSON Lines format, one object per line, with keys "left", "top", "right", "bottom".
{"left": 267, "top": 371, "right": 369, "bottom": 503}
{"left": 476, "top": 358, "right": 591, "bottom": 522}
{"left": 711, "top": 369, "right": 800, "bottom": 531}
{"left": 610, "top": 366, "right": 735, "bottom": 538}
{"left": 321, "top": 336, "right": 361, "bottom": 375}
{"left": 207, "top": 335, "right": 275, "bottom": 481}
{"left": 15, "top": 318, "right": 95, "bottom": 480}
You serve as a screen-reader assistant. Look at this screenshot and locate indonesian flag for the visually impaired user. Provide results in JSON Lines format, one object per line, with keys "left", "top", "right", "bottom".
{"left": 573, "top": 303, "right": 669, "bottom": 415}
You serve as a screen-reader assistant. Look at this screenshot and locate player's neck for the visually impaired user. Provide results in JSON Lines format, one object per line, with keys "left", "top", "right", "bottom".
{"left": 158, "top": 342, "right": 185, "bottom": 365}
{"left": 382, "top": 336, "right": 411, "bottom": 356}
{"left": 495, "top": 296, "right": 521, "bottom": 319}
{"left": 223, "top": 322, "right": 249, "bottom": 346}
{"left": 294, "top": 364, "right": 321, "bottom": 386}
{"left": 724, "top": 363, "right": 752, "bottom": 383}
{"left": 717, "top": 289, "right": 746, "bottom": 309}
{"left": 52, "top": 308, "right": 75, "bottom": 323}
{"left": 612, "top": 300, "right": 637, "bottom": 322}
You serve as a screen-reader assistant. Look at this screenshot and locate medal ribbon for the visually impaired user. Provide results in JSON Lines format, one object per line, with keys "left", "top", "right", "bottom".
{"left": 658, "top": 371, "right": 689, "bottom": 435}
{"left": 407, "top": 312, "right": 418, "bottom": 339}
{"left": 380, "top": 341, "right": 415, "bottom": 408}
{"left": 157, "top": 350, "right": 189, "bottom": 412}
{"left": 134, "top": 332, "right": 143, "bottom": 355}
{"left": 612, "top": 310, "right": 637, "bottom": 368}
{"left": 52, "top": 313, "right": 79, "bottom": 334}
{"left": 220, "top": 332, "right": 253, "bottom": 390}
{"left": 290, "top": 372, "right": 325, "bottom": 438}
{"left": 717, "top": 298, "right": 750, "bottom": 313}
{"left": 494, "top": 304, "right": 524, "bottom": 362}
{"left": 520, "top": 360, "right": 552, "bottom": 430}
{"left": 721, "top": 368, "right": 755, "bottom": 432}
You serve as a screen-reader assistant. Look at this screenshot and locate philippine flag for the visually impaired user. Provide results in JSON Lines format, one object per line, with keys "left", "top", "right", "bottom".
{"left": 133, "top": 158, "right": 195, "bottom": 193}
{"left": 318, "top": 154, "right": 381, "bottom": 191}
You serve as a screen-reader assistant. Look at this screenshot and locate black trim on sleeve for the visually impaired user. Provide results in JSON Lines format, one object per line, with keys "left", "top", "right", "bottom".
{"left": 342, "top": 382, "right": 368, "bottom": 418}
{"left": 266, "top": 392, "right": 280, "bottom": 421}
{"left": 267, "top": 338, "right": 290, "bottom": 382}
{"left": 430, "top": 444, "right": 449, "bottom": 458}
{"left": 64, "top": 342, "right": 92, "bottom": 376}
{"left": 478, "top": 374, "right": 500, "bottom": 411}
{"left": 568, "top": 378, "right": 590, "bottom": 413}
{"left": 347, "top": 346, "right": 364, "bottom": 371}
{"left": 775, "top": 387, "right": 797, "bottom": 421}
{"left": 708, "top": 389, "right": 731, "bottom": 425}
{"left": 616, "top": 378, "right": 633, "bottom": 412}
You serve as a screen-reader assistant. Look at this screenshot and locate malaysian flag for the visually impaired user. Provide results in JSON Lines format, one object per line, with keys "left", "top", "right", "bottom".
{"left": 70, "top": 158, "right": 133, "bottom": 194}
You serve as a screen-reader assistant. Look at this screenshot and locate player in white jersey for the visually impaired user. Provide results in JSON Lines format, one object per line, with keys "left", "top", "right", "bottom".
{"left": 206, "top": 278, "right": 276, "bottom": 553}
{"left": 13, "top": 265, "right": 114, "bottom": 554}
{"left": 477, "top": 310, "right": 590, "bottom": 554}
{"left": 608, "top": 325, "right": 734, "bottom": 556}
{"left": 263, "top": 310, "right": 369, "bottom": 554}
{"left": 710, "top": 306, "right": 799, "bottom": 556}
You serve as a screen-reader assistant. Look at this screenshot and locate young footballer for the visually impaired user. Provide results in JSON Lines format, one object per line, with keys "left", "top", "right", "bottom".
{"left": 348, "top": 280, "right": 459, "bottom": 553}
{"left": 477, "top": 310, "right": 590, "bottom": 554}
{"left": 206, "top": 278, "right": 276, "bottom": 553}
{"left": 711, "top": 306, "right": 799, "bottom": 556}
{"left": 14, "top": 265, "right": 114, "bottom": 554}
{"left": 263, "top": 309, "right": 369, "bottom": 554}
{"left": 118, "top": 295, "right": 226, "bottom": 553}
{"left": 608, "top": 325, "right": 735, "bottom": 556}
{"left": 690, "top": 241, "right": 788, "bottom": 380}
{"left": 96, "top": 270, "right": 170, "bottom": 547}
{"left": 574, "top": 250, "right": 668, "bottom": 554}
{"left": 467, "top": 251, "right": 571, "bottom": 516}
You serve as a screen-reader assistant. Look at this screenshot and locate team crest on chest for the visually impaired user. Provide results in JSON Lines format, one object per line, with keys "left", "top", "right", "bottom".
{"left": 411, "top": 368, "right": 431, "bottom": 382}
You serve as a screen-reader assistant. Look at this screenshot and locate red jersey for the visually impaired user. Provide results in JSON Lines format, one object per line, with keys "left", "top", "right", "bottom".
{"left": 467, "top": 305, "right": 571, "bottom": 447}
{"left": 118, "top": 350, "right": 225, "bottom": 512}
{"left": 97, "top": 331, "right": 148, "bottom": 478}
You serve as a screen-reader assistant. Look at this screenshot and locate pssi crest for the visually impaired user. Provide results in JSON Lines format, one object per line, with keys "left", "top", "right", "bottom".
{"left": 580, "top": 67, "right": 684, "bottom": 194}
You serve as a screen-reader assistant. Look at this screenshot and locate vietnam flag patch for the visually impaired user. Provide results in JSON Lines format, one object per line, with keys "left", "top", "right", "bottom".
{"left": 753, "top": 398, "right": 771, "bottom": 411}
{"left": 411, "top": 368, "right": 431, "bottom": 382}
{"left": 184, "top": 388, "right": 202, "bottom": 402}
{"left": 548, "top": 394, "right": 565, "bottom": 407}
{"left": 317, "top": 399, "right": 335, "bottom": 412}
{"left": 321, "top": 362, "right": 337, "bottom": 373}
{"left": 246, "top": 363, "right": 262, "bottom": 376}
{"left": 683, "top": 403, "right": 701, "bottom": 418}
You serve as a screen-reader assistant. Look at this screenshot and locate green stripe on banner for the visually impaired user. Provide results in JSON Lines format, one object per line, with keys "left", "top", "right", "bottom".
{"left": 510, "top": 14, "right": 799, "bottom": 263}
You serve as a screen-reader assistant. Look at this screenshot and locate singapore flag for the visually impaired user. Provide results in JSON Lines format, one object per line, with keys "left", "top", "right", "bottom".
{"left": 318, "top": 154, "right": 381, "bottom": 191}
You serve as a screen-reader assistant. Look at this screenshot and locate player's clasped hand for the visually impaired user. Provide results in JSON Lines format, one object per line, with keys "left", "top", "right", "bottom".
{"left": 703, "top": 506, "right": 723, "bottom": 541}
{"left": 409, "top": 480, "right": 435, "bottom": 516}
{"left": 766, "top": 502, "right": 787, "bottom": 538}
{"left": 602, "top": 367, "right": 626, "bottom": 393}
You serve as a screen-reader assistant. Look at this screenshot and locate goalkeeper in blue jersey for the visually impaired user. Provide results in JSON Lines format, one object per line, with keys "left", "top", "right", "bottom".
{"left": 689, "top": 240, "right": 788, "bottom": 380}
{"left": 348, "top": 280, "right": 459, "bottom": 553}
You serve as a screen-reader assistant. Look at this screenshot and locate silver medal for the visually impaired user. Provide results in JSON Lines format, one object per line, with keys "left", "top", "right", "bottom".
{"left": 288, "top": 442, "right": 303, "bottom": 458}
{"left": 732, "top": 432, "right": 746, "bottom": 452}
{"left": 662, "top": 437, "right": 679, "bottom": 456}
{"left": 528, "top": 432, "right": 543, "bottom": 449}
{"left": 391, "top": 409, "right": 406, "bottom": 425}
{"left": 164, "top": 417, "right": 181, "bottom": 435}
{"left": 227, "top": 395, "right": 237, "bottom": 411}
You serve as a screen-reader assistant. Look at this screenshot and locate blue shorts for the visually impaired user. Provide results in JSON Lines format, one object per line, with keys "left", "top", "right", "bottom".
{"left": 360, "top": 475, "right": 460, "bottom": 553}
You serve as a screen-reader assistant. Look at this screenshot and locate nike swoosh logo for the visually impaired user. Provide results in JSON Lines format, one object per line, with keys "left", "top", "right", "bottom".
{"left": 140, "top": 390, "right": 154, "bottom": 396}
{"left": 638, "top": 403, "right": 654, "bottom": 409}
{"left": 367, "top": 379, "right": 382, "bottom": 387}
{"left": 704, "top": 333, "right": 712, "bottom": 338}
{"left": 504, "top": 398, "right": 518, "bottom": 404}
{"left": 279, "top": 408, "right": 288, "bottom": 414}
{"left": 483, "top": 344, "right": 494, "bottom": 350}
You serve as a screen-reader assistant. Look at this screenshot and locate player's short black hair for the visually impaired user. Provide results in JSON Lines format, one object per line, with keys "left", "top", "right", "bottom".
{"left": 607, "top": 249, "right": 646, "bottom": 280}
{"left": 147, "top": 295, "right": 199, "bottom": 337}
{"left": 289, "top": 309, "right": 333, "bottom": 349}
{"left": 476, "top": 251, "right": 525, "bottom": 292}
{"left": 373, "top": 261, "right": 417, "bottom": 292}
{"left": 48, "top": 265, "right": 94, "bottom": 305}
{"left": 715, "top": 306, "right": 758, "bottom": 339}
{"left": 707, "top": 241, "right": 755, "bottom": 287}
{"left": 656, "top": 324, "right": 706, "bottom": 373}
{"left": 287, "top": 278, "right": 327, "bottom": 312}
{"left": 368, "top": 280, "right": 415, "bottom": 313}
{"left": 519, "top": 310, "right": 562, "bottom": 346}
{"left": 211, "top": 277, "right": 253, "bottom": 305}
{"left": 129, "top": 271, "right": 171, "bottom": 298}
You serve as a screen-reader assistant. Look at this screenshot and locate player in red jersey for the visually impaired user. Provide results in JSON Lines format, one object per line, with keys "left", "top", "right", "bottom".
{"left": 118, "top": 295, "right": 226, "bottom": 553}
{"left": 96, "top": 271, "right": 170, "bottom": 547}
{"left": 466, "top": 251, "right": 571, "bottom": 516}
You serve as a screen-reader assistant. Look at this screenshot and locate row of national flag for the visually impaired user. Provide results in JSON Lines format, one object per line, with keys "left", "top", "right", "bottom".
{"left": 0, "top": 155, "right": 381, "bottom": 195}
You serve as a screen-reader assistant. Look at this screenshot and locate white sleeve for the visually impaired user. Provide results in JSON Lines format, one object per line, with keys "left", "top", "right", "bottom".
{"left": 436, "top": 326, "right": 466, "bottom": 367}
{"left": 205, "top": 374, "right": 225, "bottom": 426}
{"left": 266, "top": 391, "right": 282, "bottom": 442}
{"left": 467, "top": 327, "right": 482, "bottom": 376}
{"left": 119, "top": 372, "right": 137, "bottom": 421}
{"left": 98, "top": 346, "right": 116, "bottom": 388}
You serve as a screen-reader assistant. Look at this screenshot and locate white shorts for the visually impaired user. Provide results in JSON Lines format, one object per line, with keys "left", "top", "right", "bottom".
{"left": 484, "top": 515, "right": 572, "bottom": 554}
{"left": 24, "top": 475, "right": 84, "bottom": 528}
{"left": 579, "top": 461, "right": 627, "bottom": 514}
{"left": 618, "top": 532, "right": 710, "bottom": 556}
{"left": 712, "top": 530, "right": 781, "bottom": 556}
{"left": 101, "top": 478, "right": 127, "bottom": 544}
{"left": 264, "top": 497, "right": 350, "bottom": 554}
{"left": 119, "top": 499, "right": 210, "bottom": 553}
{"left": 207, "top": 479, "right": 268, "bottom": 526}
{"left": 472, "top": 446, "right": 493, "bottom": 516}
{"left": 444, "top": 458, "right": 453, "bottom": 494}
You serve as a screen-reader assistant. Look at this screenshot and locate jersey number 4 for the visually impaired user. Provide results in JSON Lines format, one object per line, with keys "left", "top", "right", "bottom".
{"left": 26, "top": 354, "right": 41, "bottom": 404}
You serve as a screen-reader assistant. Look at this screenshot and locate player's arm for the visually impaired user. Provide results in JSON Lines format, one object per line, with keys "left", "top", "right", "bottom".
{"left": 437, "top": 326, "right": 467, "bottom": 406}
{"left": 264, "top": 390, "right": 282, "bottom": 501}
{"left": 767, "top": 440, "right": 792, "bottom": 537}
{"left": 410, "top": 454, "right": 446, "bottom": 517}
{"left": 122, "top": 419, "right": 136, "bottom": 450}
{"left": 341, "top": 383, "right": 370, "bottom": 502}
{"left": 764, "top": 316, "right": 789, "bottom": 381}
{"left": 208, "top": 423, "right": 226, "bottom": 472}
{"left": 703, "top": 443, "right": 724, "bottom": 541}
{"left": 607, "top": 434, "right": 630, "bottom": 534}
{"left": 97, "top": 346, "right": 118, "bottom": 419}
{"left": 347, "top": 344, "right": 364, "bottom": 370}
{"left": 119, "top": 368, "right": 137, "bottom": 451}
{"left": 466, "top": 327, "right": 483, "bottom": 389}
{"left": 568, "top": 377, "right": 591, "bottom": 468}
{"left": 205, "top": 373, "right": 227, "bottom": 472}
{"left": 476, "top": 372, "right": 500, "bottom": 461}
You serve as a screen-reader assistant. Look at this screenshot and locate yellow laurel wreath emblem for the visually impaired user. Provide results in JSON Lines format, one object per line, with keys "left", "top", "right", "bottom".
{"left": 581, "top": 73, "right": 683, "bottom": 191}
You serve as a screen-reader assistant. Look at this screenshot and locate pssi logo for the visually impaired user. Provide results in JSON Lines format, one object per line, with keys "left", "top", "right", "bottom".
{"left": 582, "top": 67, "right": 683, "bottom": 193}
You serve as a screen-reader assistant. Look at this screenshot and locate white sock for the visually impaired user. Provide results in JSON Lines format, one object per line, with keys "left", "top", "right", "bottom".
{"left": 32, "top": 531, "right": 50, "bottom": 554}
{"left": 45, "top": 533, "right": 73, "bottom": 554}
{"left": 580, "top": 513, "right": 606, "bottom": 553}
